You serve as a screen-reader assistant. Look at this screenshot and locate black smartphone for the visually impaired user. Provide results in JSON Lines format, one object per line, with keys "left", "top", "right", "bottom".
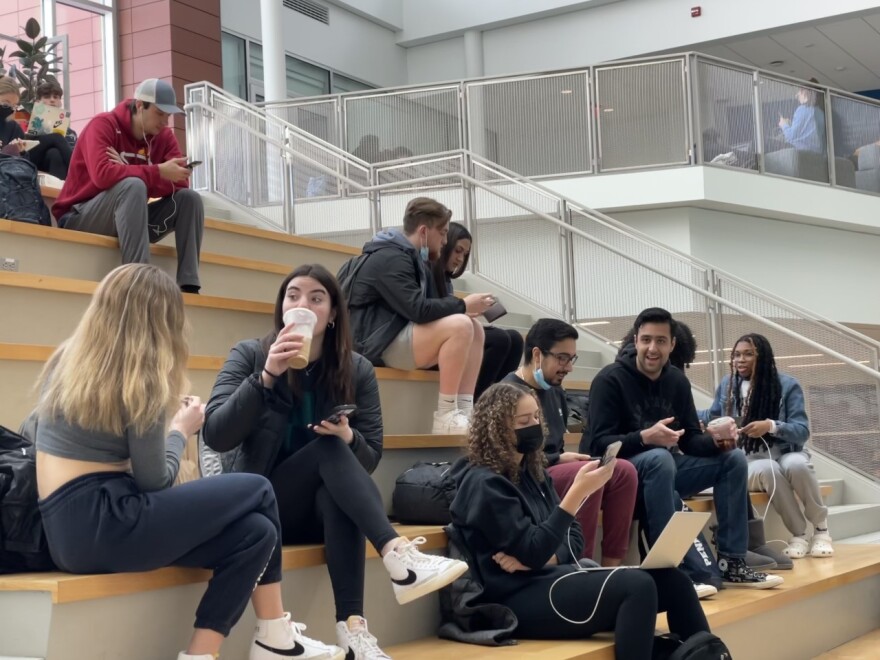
{"left": 482, "top": 299, "right": 507, "bottom": 324}
{"left": 326, "top": 404, "right": 357, "bottom": 424}
{"left": 599, "top": 440, "right": 622, "bottom": 467}
{"left": 185, "top": 160, "right": 203, "bottom": 169}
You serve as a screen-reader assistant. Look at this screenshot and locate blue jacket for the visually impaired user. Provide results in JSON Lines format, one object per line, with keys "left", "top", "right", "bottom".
{"left": 698, "top": 373, "right": 810, "bottom": 453}
{"left": 782, "top": 105, "right": 825, "bottom": 153}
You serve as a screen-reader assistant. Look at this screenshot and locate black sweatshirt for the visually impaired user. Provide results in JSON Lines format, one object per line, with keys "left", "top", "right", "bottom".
{"left": 501, "top": 372, "right": 568, "bottom": 466}
{"left": 584, "top": 346, "right": 719, "bottom": 460}
{"left": 449, "top": 460, "right": 584, "bottom": 602}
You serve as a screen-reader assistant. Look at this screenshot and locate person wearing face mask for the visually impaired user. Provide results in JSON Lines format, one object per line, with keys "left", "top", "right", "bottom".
{"left": 344, "top": 197, "right": 495, "bottom": 434}
{"left": 699, "top": 333, "right": 831, "bottom": 560}
{"left": 502, "top": 319, "right": 637, "bottom": 567}
{"left": 588, "top": 308, "right": 784, "bottom": 591}
{"left": 431, "top": 221, "right": 524, "bottom": 399}
{"left": 448, "top": 382, "right": 711, "bottom": 658}
{"left": 0, "top": 76, "right": 27, "bottom": 156}
{"left": 203, "top": 264, "right": 468, "bottom": 660}
{"left": 52, "top": 78, "right": 204, "bottom": 294}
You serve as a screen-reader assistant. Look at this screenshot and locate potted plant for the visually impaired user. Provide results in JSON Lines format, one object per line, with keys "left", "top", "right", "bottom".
{"left": 0, "top": 17, "right": 63, "bottom": 120}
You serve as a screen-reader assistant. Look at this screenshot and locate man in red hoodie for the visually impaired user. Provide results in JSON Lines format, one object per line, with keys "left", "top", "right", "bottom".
{"left": 53, "top": 78, "right": 204, "bottom": 293}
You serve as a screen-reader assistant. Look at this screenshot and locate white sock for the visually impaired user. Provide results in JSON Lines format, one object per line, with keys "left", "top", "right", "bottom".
{"left": 457, "top": 394, "right": 474, "bottom": 416}
{"left": 255, "top": 614, "right": 294, "bottom": 647}
{"left": 437, "top": 393, "right": 457, "bottom": 415}
{"left": 815, "top": 520, "right": 828, "bottom": 533}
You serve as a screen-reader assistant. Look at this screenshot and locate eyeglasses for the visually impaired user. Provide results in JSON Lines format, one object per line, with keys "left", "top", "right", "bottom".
{"left": 543, "top": 351, "right": 578, "bottom": 366}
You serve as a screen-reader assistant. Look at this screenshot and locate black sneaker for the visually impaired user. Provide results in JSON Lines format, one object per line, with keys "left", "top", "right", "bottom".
{"left": 719, "top": 556, "right": 784, "bottom": 589}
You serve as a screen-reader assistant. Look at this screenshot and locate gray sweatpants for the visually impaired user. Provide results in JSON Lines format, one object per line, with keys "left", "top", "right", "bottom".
{"left": 747, "top": 448, "right": 828, "bottom": 536}
{"left": 63, "top": 177, "right": 204, "bottom": 288}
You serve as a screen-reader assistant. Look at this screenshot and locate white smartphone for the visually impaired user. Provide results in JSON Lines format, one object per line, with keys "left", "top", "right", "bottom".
{"left": 599, "top": 440, "right": 622, "bottom": 467}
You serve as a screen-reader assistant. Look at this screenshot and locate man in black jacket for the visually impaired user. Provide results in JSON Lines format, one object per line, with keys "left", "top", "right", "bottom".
{"left": 587, "top": 307, "right": 783, "bottom": 590}
{"left": 346, "top": 197, "right": 495, "bottom": 434}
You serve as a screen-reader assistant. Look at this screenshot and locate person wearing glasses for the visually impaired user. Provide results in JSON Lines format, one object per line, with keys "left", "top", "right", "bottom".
{"left": 502, "top": 319, "right": 637, "bottom": 566}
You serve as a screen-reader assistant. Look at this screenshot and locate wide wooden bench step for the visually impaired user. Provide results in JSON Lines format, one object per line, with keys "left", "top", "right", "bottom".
{"left": 387, "top": 544, "right": 880, "bottom": 659}
{"left": 814, "top": 628, "right": 880, "bottom": 659}
{"left": 687, "top": 484, "right": 833, "bottom": 513}
{"left": 0, "top": 524, "right": 444, "bottom": 605}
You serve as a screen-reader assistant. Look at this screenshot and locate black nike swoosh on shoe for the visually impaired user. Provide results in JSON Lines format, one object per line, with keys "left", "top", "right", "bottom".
{"left": 345, "top": 649, "right": 355, "bottom": 660}
{"left": 390, "top": 569, "right": 418, "bottom": 586}
{"left": 254, "top": 640, "right": 306, "bottom": 656}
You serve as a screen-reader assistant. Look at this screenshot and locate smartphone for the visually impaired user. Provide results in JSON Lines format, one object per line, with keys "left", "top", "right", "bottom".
{"left": 482, "top": 299, "right": 508, "bottom": 324}
{"left": 326, "top": 404, "right": 357, "bottom": 424}
{"left": 599, "top": 440, "right": 622, "bottom": 467}
{"left": 185, "top": 160, "right": 203, "bottom": 169}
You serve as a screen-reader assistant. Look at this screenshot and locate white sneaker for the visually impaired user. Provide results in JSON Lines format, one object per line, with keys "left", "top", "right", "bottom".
{"left": 177, "top": 654, "right": 214, "bottom": 660}
{"left": 383, "top": 536, "right": 469, "bottom": 605}
{"left": 432, "top": 409, "right": 469, "bottom": 434}
{"left": 250, "top": 613, "right": 345, "bottom": 660}
{"left": 336, "top": 616, "right": 391, "bottom": 660}
{"left": 694, "top": 583, "right": 718, "bottom": 599}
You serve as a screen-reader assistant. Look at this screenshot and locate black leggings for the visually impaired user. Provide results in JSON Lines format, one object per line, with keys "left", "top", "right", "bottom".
{"left": 269, "top": 436, "right": 399, "bottom": 621}
{"left": 476, "top": 327, "right": 524, "bottom": 399}
{"left": 502, "top": 567, "right": 709, "bottom": 659}
{"left": 25, "top": 132, "right": 72, "bottom": 180}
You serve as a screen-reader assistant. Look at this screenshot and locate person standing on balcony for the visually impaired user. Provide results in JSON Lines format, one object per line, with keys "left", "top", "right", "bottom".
{"left": 203, "top": 264, "right": 469, "bottom": 660}
{"left": 52, "top": 78, "right": 204, "bottom": 294}
{"left": 778, "top": 86, "right": 826, "bottom": 154}
{"left": 502, "top": 319, "right": 638, "bottom": 567}
{"left": 588, "top": 307, "right": 784, "bottom": 590}
{"left": 698, "top": 333, "right": 832, "bottom": 560}
{"left": 432, "top": 221, "right": 524, "bottom": 399}
{"left": 343, "top": 197, "right": 495, "bottom": 434}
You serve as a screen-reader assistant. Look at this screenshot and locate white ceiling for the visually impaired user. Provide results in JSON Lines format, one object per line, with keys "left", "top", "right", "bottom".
{"left": 689, "top": 12, "right": 880, "bottom": 93}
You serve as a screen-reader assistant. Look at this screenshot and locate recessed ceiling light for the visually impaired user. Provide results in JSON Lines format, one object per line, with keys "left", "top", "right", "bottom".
{"left": 835, "top": 66, "right": 846, "bottom": 71}
{"left": 770, "top": 60, "right": 785, "bottom": 66}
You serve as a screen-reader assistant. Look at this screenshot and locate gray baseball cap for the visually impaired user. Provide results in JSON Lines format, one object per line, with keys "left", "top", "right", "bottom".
{"left": 134, "top": 78, "right": 183, "bottom": 114}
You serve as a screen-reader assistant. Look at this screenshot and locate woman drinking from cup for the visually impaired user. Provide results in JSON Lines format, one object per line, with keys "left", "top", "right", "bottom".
{"left": 203, "top": 264, "right": 467, "bottom": 660}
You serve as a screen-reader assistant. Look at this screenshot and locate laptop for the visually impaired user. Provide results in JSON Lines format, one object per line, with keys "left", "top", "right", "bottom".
{"left": 27, "top": 102, "right": 71, "bottom": 136}
{"left": 635, "top": 511, "right": 711, "bottom": 569}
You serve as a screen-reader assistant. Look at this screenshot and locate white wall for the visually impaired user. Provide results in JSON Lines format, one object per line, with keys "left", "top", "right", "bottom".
{"left": 405, "top": 37, "right": 466, "bottom": 84}
{"left": 220, "top": 0, "right": 407, "bottom": 88}
{"left": 405, "top": 0, "right": 880, "bottom": 83}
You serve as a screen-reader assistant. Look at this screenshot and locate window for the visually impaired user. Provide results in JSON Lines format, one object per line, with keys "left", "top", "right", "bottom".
{"left": 332, "top": 73, "right": 372, "bottom": 94}
{"left": 221, "top": 32, "right": 247, "bottom": 100}
{"left": 286, "top": 55, "right": 329, "bottom": 97}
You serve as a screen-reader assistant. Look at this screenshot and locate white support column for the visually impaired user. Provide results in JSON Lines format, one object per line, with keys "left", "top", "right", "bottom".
{"left": 260, "top": 0, "right": 287, "bottom": 102}
{"left": 463, "top": 29, "right": 484, "bottom": 78}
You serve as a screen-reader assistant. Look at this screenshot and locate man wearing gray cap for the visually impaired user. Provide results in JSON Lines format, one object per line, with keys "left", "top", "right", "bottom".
{"left": 53, "top": 78, "right": 204, "bottom": 293}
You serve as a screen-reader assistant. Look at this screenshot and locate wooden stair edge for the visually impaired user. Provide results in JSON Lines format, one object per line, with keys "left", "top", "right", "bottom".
{"left": 0, "top": 524, "right": 446, "bottom": 604}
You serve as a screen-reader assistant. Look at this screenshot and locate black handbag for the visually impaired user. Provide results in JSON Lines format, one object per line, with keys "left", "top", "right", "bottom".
{"left": 392, "top": 461, "right": 456, "bottom": 525}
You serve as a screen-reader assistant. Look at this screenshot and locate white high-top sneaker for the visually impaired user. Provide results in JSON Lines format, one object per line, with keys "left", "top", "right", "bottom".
{"left": 382, "top": 536, "right": 468, "bottom": 605}
{"left": 177, "top": 654, "right": 215, "bottom": 660}
{"left": 250, "top": 613, "right": 344, "bottom": 660}
{"left": 335, "top": 616, "right": 391, "bottom": 660}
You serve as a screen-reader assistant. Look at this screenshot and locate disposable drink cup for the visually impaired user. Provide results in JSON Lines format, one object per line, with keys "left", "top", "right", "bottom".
{"left": 282, "top": 308, "right": 318, "bottom": 370}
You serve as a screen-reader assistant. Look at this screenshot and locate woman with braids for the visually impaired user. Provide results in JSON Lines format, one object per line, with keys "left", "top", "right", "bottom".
{"left": 450, "top": 382, "right": 711, "bottom": 658}
{"left": 432, "top": 221, "right": 524, "bottom": 398}
{"left": 699, "top": 333, "right": 832, "bottom": 559}
{"left": 203, "top": 264, "right": 467, "bottom": 660}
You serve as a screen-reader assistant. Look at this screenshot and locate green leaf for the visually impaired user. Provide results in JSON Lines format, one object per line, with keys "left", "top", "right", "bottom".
{"left": 13, "top": 69, "right": 28, "bottom": 87}
{"left": 34, "top": 37, "right": 47, "bottom": 51}
{"left": 24, "top": 18, "right": 41, "bottom": 40}
{"left": 16, "top": 40, "right": 32, "bottom": 54}
{"left": 9, "top": 51, "right": 26, "bottom": 59}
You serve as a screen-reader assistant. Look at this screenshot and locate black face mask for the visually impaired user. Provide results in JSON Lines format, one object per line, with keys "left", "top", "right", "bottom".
{"left": 515, "top": 424, "right": 544, "bottom": 454}
{"left": 0, "top": 105, "right": 13, "bottom": 121}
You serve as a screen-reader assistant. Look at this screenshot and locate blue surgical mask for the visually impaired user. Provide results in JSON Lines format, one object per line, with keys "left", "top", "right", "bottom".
{"left": 534, "top": 366, "right": 552, "bottom": 391}
{"left": 419, "top": 245, "right": 429, "bottom": 261}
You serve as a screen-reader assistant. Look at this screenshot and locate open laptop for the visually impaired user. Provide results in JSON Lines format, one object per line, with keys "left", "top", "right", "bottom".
{"left": 634, "top": 511, "right": 711, "bottom": 569}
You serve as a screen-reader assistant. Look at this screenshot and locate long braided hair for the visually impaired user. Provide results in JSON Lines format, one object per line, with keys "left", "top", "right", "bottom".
{"left": 723, "top": 333, "right": 782, "bottom": 454}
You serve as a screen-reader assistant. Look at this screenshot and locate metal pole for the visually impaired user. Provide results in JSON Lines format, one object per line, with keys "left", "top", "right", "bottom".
{"left": 825, "top": 91, "right": 837, "bottom": 186}
{"left": 752, "top": 71, "right": 766, "bottom": 174}
{"left": 368, "top": 166, "right": 380, "bottom": 236}
{"left": 463, "top": 152, "right": 479, "bottom": 273}
{"left": 558, "top": 199, "right": 576, "bottom": 322}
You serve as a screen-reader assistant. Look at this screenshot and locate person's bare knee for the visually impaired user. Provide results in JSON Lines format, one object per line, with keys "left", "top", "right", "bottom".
{"left": 470, "top": 318, "right": 485, "bottom": 349}
{"left": 413, "top": 315, "right": 473, "bottom": 368}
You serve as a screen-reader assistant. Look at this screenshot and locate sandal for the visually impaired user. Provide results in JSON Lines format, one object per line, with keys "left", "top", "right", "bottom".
{"left": 783, "top": 536, "right": 809, "bottom": 559}
{"left": 810, "top": 532, "right": 834, "bottom": 558}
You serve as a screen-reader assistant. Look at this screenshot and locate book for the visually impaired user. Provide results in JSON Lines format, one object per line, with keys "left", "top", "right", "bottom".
{"left": 27, "top": 102, "right": 70, "bottom": 137}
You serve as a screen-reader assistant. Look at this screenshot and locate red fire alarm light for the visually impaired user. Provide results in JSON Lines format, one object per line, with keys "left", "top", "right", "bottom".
{"left": 691, "top": 6, "right": 702, "bottom": 17}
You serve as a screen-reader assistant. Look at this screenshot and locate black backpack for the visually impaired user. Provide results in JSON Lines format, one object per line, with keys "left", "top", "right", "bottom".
{"left": 0, "top": 154, "right": 51, "bottom": 226}
{"left": 653, "top": 631, "right": 732, "bottom": 660}
{"left": 392, "top": 461, "right": 456, "bottom": 525}
{"left": 0, "top": 425, "right": 55, "bottom": 573}
{"left": 336, "top": 252, "right": 370, "bottom": 305}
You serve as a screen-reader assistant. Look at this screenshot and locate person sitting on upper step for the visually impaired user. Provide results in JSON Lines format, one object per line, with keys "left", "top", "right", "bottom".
{"left": 202, "top": 263, "right": 468, "bottom": 660}
{"left": 449, "top": 382, "right": 712, "bottom": 659}
{"left": 698, "top": 332, "right": 832, "bottom": 560}
{"left": 34, "top": 263, "right": 344, "bottom": 660}
{"left": 343, "top": 197, "right": 495, "bottom": 434}
{"left": 23, "top": 79, "right": 75, "bottom": 181}
{"left": 586, "top": 307, "right": 785, "bottom": 591}
{"left": 502, "top": 318, "right": 638, "bottom": 567}
{"left": 52, "top": 78, "right": 204, "bottom": 294}
{"left": 431, "top": 221, "right": 524, "bottom": 400}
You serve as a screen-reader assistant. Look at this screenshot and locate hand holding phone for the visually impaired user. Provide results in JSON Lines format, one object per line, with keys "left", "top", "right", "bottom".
{"left": 325, "top": 404, "right": 357, "bottom": 425}
{"left": 599, "top": 440, "right": 622, "bottom": 467}
{"left": 482, "top": 299, "right": 508, "bottom": 324}
{"left": 185, "top": 160, "right": 203, "bottom": 169}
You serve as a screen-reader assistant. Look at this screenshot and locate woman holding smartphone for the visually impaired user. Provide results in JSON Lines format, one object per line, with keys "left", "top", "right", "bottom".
{"left": 203, "top": 264, "right": 467, "bottom": 660}
{"left": 449, "top": 382, "right": 711, "bottom": 658}
{"left": 432, "top": 222, "right": 523, "bottom": 399}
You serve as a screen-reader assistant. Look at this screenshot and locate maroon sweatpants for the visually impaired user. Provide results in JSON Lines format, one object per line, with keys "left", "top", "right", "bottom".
{"left": 547, "top": 459, "right": 638, "bottom": 561}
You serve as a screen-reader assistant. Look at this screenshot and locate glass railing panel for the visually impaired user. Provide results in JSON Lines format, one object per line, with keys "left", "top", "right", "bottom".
{"left": 829, "top": 93, "right": 880, "bottom": 193}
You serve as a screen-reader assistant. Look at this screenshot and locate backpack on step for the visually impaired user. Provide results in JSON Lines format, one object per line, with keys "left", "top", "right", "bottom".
{"left": 392, "top": 461, "right": 456, "bottom": 525}
{"left": 0, "top": 154, "right": 51, "bottom": 226}
{"left": 653, "top": 631, "right": 732, "bottom": 660}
